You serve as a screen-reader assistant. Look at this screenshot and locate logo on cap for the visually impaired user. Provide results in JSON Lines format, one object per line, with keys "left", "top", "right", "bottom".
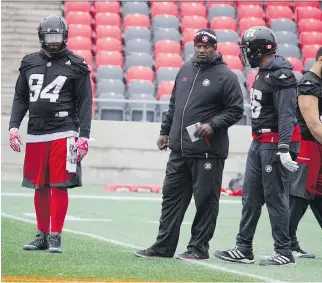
{"left": 202, "top": 36, "right": 208, "bottom": 42}
{"left": 203, "top": 79, "right": 210, "bottom": 86}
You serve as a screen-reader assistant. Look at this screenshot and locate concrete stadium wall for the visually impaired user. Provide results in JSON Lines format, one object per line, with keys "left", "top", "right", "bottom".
{"left": 1, "top": 118, "right": 252, "bottom": 188}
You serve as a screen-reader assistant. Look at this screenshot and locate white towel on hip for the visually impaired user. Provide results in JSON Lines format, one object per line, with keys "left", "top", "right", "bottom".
{"left": 66, "top": 137, "right": 77, "bottom": 173}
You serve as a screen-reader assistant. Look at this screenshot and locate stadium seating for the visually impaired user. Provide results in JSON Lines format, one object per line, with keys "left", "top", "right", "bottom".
{"left": 63, "top": 0, "right": 322, "bottom": 122}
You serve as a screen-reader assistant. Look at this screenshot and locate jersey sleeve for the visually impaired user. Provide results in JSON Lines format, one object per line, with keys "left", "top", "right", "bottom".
{"left": 270, "top": 69, "right": 298, "bottom": 152}
{"left": 67, "top": 53, "right": 91, "bottom": 75}
{"left": 298, "top": 78, "right": 322, "bottom": 98}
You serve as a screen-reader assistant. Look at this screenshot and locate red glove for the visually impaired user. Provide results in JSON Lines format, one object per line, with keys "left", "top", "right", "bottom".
{"left": 9, "top": 128, "right": 23, "bottom": 152}
{"left": 73, "top": 137, "right": 88, "bottom": 162}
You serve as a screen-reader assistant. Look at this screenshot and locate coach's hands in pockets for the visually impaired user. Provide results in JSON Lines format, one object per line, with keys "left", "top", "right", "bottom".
{"left": 157, "top": 135, "right": 169, "bottom": 150}
{"left": 194, "top": 123, "right": 214, "bottom": 138}
{"left": 9, "top": 127, "right": 23, "bottom": 152}
{"left": 277, "top": 151, "right": 299, "bottom": 172}
{"left": 73, "top": 137, "right": 89, "bottom": 162}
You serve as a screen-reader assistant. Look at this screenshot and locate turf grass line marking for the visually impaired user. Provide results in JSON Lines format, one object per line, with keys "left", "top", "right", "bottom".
{"left": 1, "top": 192, "right": 241, "bottom": 204}
{"left": 2, "top": 213, "right": 284, "bottom": 283}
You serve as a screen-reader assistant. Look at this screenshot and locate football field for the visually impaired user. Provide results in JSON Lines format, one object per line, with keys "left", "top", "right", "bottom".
{"left": 1, "top": 181, "right": 321, "bottom": 282}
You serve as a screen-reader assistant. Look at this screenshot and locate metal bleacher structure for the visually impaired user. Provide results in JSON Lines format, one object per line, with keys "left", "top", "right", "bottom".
{"left": 2, "top": 1, "right": 322, "bottom": 125}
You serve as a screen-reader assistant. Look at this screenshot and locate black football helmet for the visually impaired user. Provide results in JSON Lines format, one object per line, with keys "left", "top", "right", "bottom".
{"left": 239, "top": 26, "right": 277, "bottom": 68}
{"left": 38, "top": 15, "right": 68, "bottom": 55}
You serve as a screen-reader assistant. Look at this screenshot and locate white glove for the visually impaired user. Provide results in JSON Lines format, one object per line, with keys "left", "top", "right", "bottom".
{"left": 277, "top": 151, "right": 299, "bottom": 172}
{"left": 9, "top": 128, "right": 23, "bottom": 152}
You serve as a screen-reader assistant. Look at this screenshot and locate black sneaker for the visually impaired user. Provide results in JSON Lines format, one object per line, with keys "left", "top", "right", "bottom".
{"left": 23, "top": 230, "right": 48, "bottom": 251}
{"left": 48, "top": 233, "right": 62, "bottom": 253}
{"left": 259, "top": 252, "right": 296, "bottom": 266}
{"left": 292, "top": 248, "right": 315, "bottom": 259}
{"left": 135, "top": 248, "right": 170, "bottom": 258}
{"left": 215, "top": 246, "right": 254, "bottom": 264}
{"left": 175, "top": 251, "right": 209, "bottom": 260}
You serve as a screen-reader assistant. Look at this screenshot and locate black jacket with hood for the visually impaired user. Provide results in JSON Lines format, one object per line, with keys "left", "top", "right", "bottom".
{"left": 160, "top": 53, "right": 244, "bottom": 159}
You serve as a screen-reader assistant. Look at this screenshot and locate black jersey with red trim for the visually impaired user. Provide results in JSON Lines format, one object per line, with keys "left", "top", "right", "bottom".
{"left": 297, "top": 71, "right": 322, "bottom": 142}
{"left": 9, "top": 48, "right": 92, "bottom": 138}
{"left": 250, "top": 55, "right": 300, "bottom": 151}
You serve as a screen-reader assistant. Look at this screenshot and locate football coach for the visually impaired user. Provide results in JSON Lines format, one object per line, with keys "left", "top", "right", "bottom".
{"left": 135, "top": 29, "right": 244, "bottom": 260}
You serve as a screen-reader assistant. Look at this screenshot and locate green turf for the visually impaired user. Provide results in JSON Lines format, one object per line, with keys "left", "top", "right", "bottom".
{"left": 2, "top": 181, "right": 322, "bottom": 282}
{"left": 1, "top": 218, "right": 255, "bottom": 282}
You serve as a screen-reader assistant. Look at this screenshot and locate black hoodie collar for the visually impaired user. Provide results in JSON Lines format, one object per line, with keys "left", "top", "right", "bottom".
{"left": 40, "top": 48, "right": 72, "bottom": 61}
{"left": 191, "top": 52, "right": 226, "bottom": 69}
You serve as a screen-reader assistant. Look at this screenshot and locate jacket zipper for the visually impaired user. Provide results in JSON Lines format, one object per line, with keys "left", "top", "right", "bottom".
{"left": 180, "top": 68, "right": 200, "bottom": 156}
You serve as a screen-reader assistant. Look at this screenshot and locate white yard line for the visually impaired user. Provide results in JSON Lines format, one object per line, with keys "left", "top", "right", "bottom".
{"left": 1, "top": 192, "right": 241, "bottom": 204}
{"left": 2, "top": 213, "right": 283, "bottom": 283}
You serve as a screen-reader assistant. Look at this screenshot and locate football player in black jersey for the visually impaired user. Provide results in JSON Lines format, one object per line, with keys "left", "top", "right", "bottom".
{"left": 289, "top": 47, "right": 322, "bottom": 259}
{"left": 8, "top": 15, "right": 92, "bottom": 253}
{"left": 215, "top": 26, "right": 300, "bottom": 266}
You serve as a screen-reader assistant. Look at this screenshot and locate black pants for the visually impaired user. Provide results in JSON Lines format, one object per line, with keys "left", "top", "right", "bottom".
{"left": 289, "top": 195, "right": 322, "bottom": 250}
{"left": 236, "top": 140, "right": 293, "bottom": 257}
{"left": 150, "top": 151, "right": 225, "bottom": 258}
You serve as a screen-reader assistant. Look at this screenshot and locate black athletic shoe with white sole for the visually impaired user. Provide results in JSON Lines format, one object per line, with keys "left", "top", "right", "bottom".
{"left": 292, "top": 248, "right": 315, "bottom": 259}
{"left": 215, "top": 246, "right": 255, "bottom": 264}
{"left": 23, "top": 230, "right": 48, "bottom": 251}
{"left": 175, "top": 251, "right": 209, "bottom": 260}
{"left": 48, "top": 233, "right": 62, "bottom": 253}
{"left": 259, "top": 252, "right": 296, "bottom": 266}
{"left": 135, "top": 248, "right": 171, "bottom": 258}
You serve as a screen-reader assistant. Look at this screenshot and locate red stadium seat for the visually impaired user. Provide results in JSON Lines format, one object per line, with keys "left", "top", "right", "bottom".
{"left": 208, "top": 1, "right": 235, "bottom": 7}
{"left": 239, "top": 17, "right": 266, "bottom": 35}
{"left": 298, "top": 19, "right": 322, "bottom": 34}
{"left": 95, "top": 25, "right": 122, "bottom": 41}
{"left": 68, "top": 37, "right": 92, "bottom": 51}
{"left": 157, "top": 81, "right": 175, "bottom": 99}
{"left": 65, "top": 2, "right": 91, "bottom": 14}
{"left": 180, "top": 3, "right": 206, "bottom": 18}
{"left": 151, "top": 2, "right": 178, "bottom": 18}
{"left": 236, "top": 0, "right": 262, "bottom": 7}
{"left": 217, "top": 42, "right": 240, "bottom": 56}
{"left": 247, "top": 71, "right": 258, "bottom": 89}
{"left": 95, "top": 37, "right": 122, "bottom": 53}
{"left": 286, "top": 57, "right": 303, "bottom": 73}
{"left": 72, "top": 50, "right": 93, "bottom": 66}
{"left": 66, "top": 12, "right": 92, "bottom": 26}
{"left": 94, "top": 1, "right": 120, "bottom": 14}
{"left": 126, "top": 66, "right": 154, "bottom": 83}
{"left": 96, "top": 51, "right": 123, "bottom": 68}
{"left": 238, "top": 5, "right": 264, "bottom": 21}
{"left": 264, "top": 0, "right": 291, "bottom": 9}
{"left": 95, "top": 13, "right": 121, "bottom": 27}
{"left": 155, "top": 53, "right": 183, "bottom": 70}
{"left": 182, "top": 29, "right": 198, "bottom": 44}
{"left": 68, "top": 24, "right": 92, "bottom": 39}
{"left": 293, "top": 1, "right": 320, "bottom": 9}
{"left": 155, "top": 40, "right": 181, "bottom": 56}
{"left": 302, "top": 44, "right": 321, "bottom": 62}
{"left": 295, "top": 7, "right": 322, "bottom": 23}
{"left": 223, "top": 55, "right": 243, "bottom": 71}
{"left": 124, "top": 14, "right": 150, "bottom": 29}
{"left": 300, "top": 32, "right": 322, "bottom": 48}
{"left": 266, "top": 6, "right": 293, "bottom": 22}
{"left": 181, "top": 16, "right": 208, "bottom": 31}
{"left": 210, "top": 16, "right": 237, "bottom": 31}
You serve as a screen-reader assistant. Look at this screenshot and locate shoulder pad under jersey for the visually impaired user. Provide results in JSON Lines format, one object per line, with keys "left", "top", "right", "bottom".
{"left": 269, "top": 68, "right": 297, "bottom": 89}
{"left": 19, "top": 52, "right": 42, "bottom": 72}
{"left": 66, "top": 52, "right": 91, "bottom": 75}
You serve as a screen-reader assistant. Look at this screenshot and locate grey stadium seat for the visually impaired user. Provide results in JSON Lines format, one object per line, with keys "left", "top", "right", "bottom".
{"left": 304, "top": 59, "right": 315, "bottom": 71}
{"left": 270, "top": 19, "right": 297, "bottom": 34}
{"left": 124, "top": 27, "right": 151, "bottom": 42}
{"left": 128, "top": 93, "right": 157, "bottom": 122}
{"left": 152, "top": 15, "right": 179, "bottom": 30}
{"left": 156, "top": 67, "right": 179, "bottom": 84}
{"left": 275, "top": 31, "right": 298, "bottom": 45}
{"left": 96, "top": 66, "right": 123, "bottom": 81}
{"left": 98, "top": 92, "right": 126, "bottom": 121}
{"left": 96, "top": 79, "right": 125, "bottom": 96}
{"left": 232, "top": 70, "right": 246, "bottom": 86}
{"left": 276, "top": 44, "right": 301, "bottom": 60}
{"left": 215, "top": 30, "right": 240, "bottom": 44}
{"left": 208, "top": 4, "right": 235, "bottom": 21}
{"left": 124, "top": 53, "right": 153, "bottom": 70}
{"left": 125, "top": 39, "right": 152, "bottom": 55}
{"left": 184, "top": 42, "right": 194, "bottom": 60}
{"left": 127, "top": 80, "right": 155, "bottom": 97}
{"left": 153, "top": 28, "right": 181, "bottom": 43}
{"left": 122, "top": 2, "right": 149, "bottom": 17}
{"left": 293, "top": 71, "right": 303, "bottom": 82}
{"left": 185, "top": 53, "right": 194, "bottom": 62}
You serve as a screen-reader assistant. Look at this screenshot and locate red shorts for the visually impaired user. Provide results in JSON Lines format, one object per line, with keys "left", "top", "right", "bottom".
{"left": 296, "top": 140, "right": 322, "bottom": 196}
{"left": 23, "top": 138, "right": 81, "bottom": 189}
